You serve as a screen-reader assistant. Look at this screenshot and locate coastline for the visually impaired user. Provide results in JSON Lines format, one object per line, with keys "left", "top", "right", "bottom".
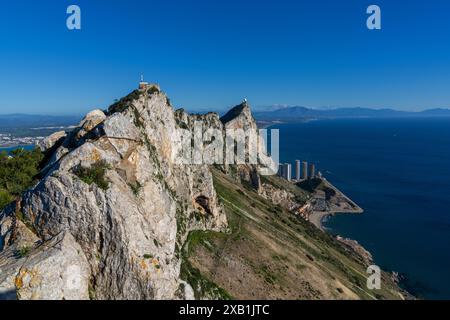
{"left": 0, "top": 144, "right": 35, "bottom": 152}
{"left": 309, "top": 211, "right": 331, "bottom": 231}
{"left": 256, "top": 118, "right": 318, "bottom": 129}
{"left": 306, "top": 181, "right": 415, "bottom": 299}
{"left": 0, "top": 144, "right": 34, "bottom": 149}
{"left": 307, "top": 178, "right": 363, "bottom": 231}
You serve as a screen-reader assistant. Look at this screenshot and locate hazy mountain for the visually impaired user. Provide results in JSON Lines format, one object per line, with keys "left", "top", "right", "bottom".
{"left": 254, "top": 106, "right": 450, "bottom": 122}
{"left": 0, "top": 114, "right": 81, "bottom": 128}
{"left": 419, "top": 108, "right": 450, "bottom": 116}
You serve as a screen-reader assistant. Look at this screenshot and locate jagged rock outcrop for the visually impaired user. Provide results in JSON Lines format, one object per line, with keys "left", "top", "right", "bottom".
{"left": 75, "top": 109, "right": 106, "bottom": 140}
{"left": 220, "top": 101, "right": 256, "bottom": 131}
{"left": 38, "top": 131, "right": 67, "bottom": 153}
{"left": 0, "top": 84, "right": 230, "bottom": 300}
{"left": 259, "top": 182, "right": 302, "bottom": 212}
{"left": 336, "top": 236, "right": 373, "bottom": 265}
{"left": 0, "top": 232, "right": 90, "bottom": 300}
{"left": 220, "top": 101, "right": 262, "bottom": 192}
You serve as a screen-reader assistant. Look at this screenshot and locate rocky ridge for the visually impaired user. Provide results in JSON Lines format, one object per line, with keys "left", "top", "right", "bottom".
{"left": 0, "top": 85, "right": 230, "bottom": 299}
{"left": 0, "top": 84, "right": 409, "bottom": 301}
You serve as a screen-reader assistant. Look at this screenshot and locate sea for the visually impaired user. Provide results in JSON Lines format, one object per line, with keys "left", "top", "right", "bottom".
{"left": 0, "top": 145, "right": 35, "bottom": 153}
{"left": 273, "top": 117, "right": 450, "bottom": 299}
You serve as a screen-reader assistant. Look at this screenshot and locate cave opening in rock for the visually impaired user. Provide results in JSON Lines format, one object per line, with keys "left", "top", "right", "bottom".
{"left": 195, "top": 195, "right": 212, "bottom": 216}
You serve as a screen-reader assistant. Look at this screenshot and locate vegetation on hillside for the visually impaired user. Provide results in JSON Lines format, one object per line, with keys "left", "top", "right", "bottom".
{"left": 0, "top": 148, "right": 43, "bottom": 211}
{"left": 73, "top": 161, "right": 110, "bottom": 191}
{"left": 180, "top": 230, "right": 233, "bottom": 300}
{"left": 296, "top": 178, "right": 336, "bottom": 200}
{"left": 107, "top": 85, "right": 160, "bottom": 115}
{"left": 107, "top": 90, "right": 142, "bottom": 115}
{"left": 180, "top": 167, "right": 404, "bottom": 300}
{"left": 296, "top": 178, "right": 324, "bottom": 193}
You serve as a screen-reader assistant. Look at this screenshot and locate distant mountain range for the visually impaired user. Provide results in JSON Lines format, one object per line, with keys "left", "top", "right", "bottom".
{"left": 2, "top": 107, "right": 450, "bottom": 129}
{"left": 0, "top": 114, "right": 80, "bottom": 128}
{"left": 253, "top": 107, "right": 450, "bottom": 123}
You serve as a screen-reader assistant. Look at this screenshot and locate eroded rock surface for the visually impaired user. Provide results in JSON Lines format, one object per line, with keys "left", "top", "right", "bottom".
{"left": 0, "top": 85, "right": 229, "bottom": 299}
{"left": 0, "top": 232, "right": 89, "bottom": 300}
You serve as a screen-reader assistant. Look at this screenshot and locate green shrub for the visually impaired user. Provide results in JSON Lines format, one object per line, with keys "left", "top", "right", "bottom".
{"left": 0, "top": 188, "right": 13, "bottom": 210}
{"left": 296, "top": 178, "right": 322, "bottom": 193}
{"left": 73, "top": 161, "right": 110, "bottom": 190}
{"left": 147, "top": 85, "right": 160, "bottom": 95}
{"left": 16, "top": 246, "right": 31, "bottom": 258}
{"left": 129, "top": 181, "right": 142, "bottom": 196}
{"left": 0, "top": 148, "right": 43, "bottom": 211}
{"left": 178, "top": 121, "right": 189, "bottom": 130}
{"left": 107, "top": 90, "right": 142, "bottom": 114}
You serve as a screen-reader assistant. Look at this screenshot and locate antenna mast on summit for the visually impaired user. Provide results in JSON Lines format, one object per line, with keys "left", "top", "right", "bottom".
{"left": 139, "top": 74, "right": 148, "bottom": 89}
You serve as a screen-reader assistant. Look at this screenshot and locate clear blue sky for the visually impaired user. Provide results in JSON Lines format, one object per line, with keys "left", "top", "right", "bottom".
{"left": 0, "top": 0, "right": 449, "bottom": 115}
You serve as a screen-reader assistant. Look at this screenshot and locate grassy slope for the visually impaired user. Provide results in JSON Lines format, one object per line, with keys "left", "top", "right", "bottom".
{"left": 181, "top": 168, "right": 404, "bottom": 300}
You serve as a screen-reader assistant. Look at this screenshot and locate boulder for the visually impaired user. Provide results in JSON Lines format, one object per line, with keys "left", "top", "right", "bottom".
{"left": 0, "top": 232, "right": 90, "bottom": 300}
{"left": 38, "top": 131, "right": 67, "bottom": 153}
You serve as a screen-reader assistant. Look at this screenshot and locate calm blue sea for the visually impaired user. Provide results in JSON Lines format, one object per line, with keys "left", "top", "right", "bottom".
{"left": 0, "top": 145, "right": 35, "bottom": 153}
{"left": 274, "top": 117, "right": 450, "bottom": 299}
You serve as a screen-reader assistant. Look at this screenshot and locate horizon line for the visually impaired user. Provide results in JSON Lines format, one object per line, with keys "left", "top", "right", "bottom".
{"left": 1, "top": 106, "right": 450, "bottom": 117}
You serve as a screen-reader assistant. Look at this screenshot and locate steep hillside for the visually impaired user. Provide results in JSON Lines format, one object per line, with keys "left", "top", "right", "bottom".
{"left": 182, "top": 168, "right": 405, "bottom": 300}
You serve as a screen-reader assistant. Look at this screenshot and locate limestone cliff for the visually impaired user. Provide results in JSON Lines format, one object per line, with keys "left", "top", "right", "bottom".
{"left": 220, "top": 101, "right": 262, "bottom": 192}
{"left": 0, "top": 85, "right": 227, "bottom": 299}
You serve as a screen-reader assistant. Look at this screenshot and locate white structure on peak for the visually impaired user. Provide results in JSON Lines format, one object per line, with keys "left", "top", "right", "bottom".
{"left": 139, "top": 74, "right": 149, "bottom": 90}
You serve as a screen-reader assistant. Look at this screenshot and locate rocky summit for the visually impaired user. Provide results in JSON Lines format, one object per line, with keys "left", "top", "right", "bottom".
{"left": 0, "top": 85, "right": 407, "bottom": 300}
{"left": 0, "top": 85, "right": 228, "bottom": 300}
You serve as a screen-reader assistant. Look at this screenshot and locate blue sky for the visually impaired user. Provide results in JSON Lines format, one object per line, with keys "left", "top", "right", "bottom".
{"left": 0, "top": 0, "right": 449, "bottom": 115}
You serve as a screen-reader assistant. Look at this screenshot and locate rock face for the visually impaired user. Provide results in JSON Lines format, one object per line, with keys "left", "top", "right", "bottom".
{"left": 336, "top": 236, "right": 373, "bottom": 265}
{"left": 75, "top": 109, "right": 106, "bottom": 140}
{"left": 259, "top": 182, "right": 302, "bottom": 212}
{"left": 0, "top": 85, "right": 230, "bottom": 300}
{"left": 0, "top": 232, "right": 90, "bottom": 300}
{"left": 220, "top": 102, "right": 262, "bottom": 192}
{"left": 38, "top": 131, "right": 67, "bottom": 153}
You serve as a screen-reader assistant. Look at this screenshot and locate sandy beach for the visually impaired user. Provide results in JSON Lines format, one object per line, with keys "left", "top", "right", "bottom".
{"left": 307, "top": 178, "right": 363, "bottom": 231}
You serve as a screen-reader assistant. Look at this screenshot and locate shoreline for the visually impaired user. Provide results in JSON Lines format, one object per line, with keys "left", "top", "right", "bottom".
{"left": 307, "top": 178, "right": 363, "bottom": 231}
{"left": 305, "top": 179, "right": 416, "bottom": 299}
{"left": 0, "top": 144, "right": 34, "bottom": 149}
{"left": 309, "top": 211, "right": 331, "bottom": 231}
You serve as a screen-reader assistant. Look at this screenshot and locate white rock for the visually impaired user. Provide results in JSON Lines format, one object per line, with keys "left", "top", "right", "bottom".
{"left": 1, "top": 89, "right": 231, "bottom": 300}
{"left": 0, "top": 232, "right": 90, "bottom": 300}
{"left": 38, "top": 131, "right": 66, "bottom": 152}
